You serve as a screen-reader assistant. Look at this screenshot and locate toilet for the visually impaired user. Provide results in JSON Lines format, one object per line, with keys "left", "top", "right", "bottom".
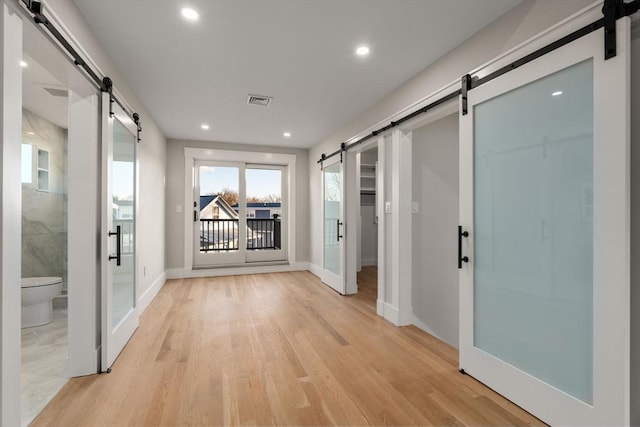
{"left": 21, "top": 277, "right": 63, "bottom": 328}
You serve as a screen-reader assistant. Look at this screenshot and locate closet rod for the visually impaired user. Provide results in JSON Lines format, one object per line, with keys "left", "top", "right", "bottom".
{"left": 317, "top": 0, "right": 639, "bottom": 167}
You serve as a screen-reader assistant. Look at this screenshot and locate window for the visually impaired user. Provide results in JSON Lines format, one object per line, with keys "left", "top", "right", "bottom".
{"left": 21, "top": 143, "right": 33, "bottom": 184}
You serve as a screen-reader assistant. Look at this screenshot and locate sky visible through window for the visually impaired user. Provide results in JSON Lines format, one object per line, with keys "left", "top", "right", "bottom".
{"left": 200, "top": 166, "right": 281, "bottom": 200}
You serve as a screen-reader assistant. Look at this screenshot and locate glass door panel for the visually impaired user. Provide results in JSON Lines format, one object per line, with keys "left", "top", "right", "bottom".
{"left": 111, "top": 119, "right": 136, "bottom": 327}
{"left": 101, "top": 93, "right": 139, "bottom": 371}
{"left": 245, "top": 166, "right": 287, "bottom": 263}
{"left": 474, "top": 60, "right": 593, "bottom": 402}
{"left": 193, "top": 162, "right": 244, "bottom": 266}
{"left": 322, "top": 159, "right": 345, "bottom": 293}
{"left": 459, "top": 22, "right": 630, "bottom": 425}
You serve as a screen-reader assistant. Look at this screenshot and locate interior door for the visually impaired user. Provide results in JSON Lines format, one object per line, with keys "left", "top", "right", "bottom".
{"left": 101, "top": 93, "right": 139, "bottom": 370}
{"left": 321, "top": 157, "right": 346, "bottom": 294}
{"left": 459, "top": 20, "right": 630, "bottom": 426}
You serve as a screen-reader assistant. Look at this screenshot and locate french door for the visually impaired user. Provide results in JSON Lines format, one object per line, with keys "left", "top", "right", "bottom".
{"left": 321, "top": 157, "right": 346, "bottom": 294}
{"left": 101, "top": 93, "right": 139, "bottom": 370}
{"left": 459, "top": 19, "right": 630, "bottom": 426}
{"left": 193, "top": 161, "right": 287, "bottom": 267}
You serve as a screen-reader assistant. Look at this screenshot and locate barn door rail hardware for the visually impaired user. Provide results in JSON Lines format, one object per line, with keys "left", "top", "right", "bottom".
{"left": 317, "top": 0, "right": 639, "bottom": 165}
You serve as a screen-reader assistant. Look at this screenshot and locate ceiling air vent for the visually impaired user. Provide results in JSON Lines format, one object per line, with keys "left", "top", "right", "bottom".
{"left": 247, "top": 94, "right": 272, "bottom": 107}
{"left": 42, "top": 87, "right": 69, "bottom": 98}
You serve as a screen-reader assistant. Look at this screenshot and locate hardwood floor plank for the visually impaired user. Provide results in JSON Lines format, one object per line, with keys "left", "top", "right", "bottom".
{"left": 31, "top": 269, "right": 543, "bottom": 426}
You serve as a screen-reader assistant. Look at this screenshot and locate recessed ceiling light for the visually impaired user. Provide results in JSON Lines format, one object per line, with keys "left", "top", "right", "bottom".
{"left": 181, "top": 7, "right": 199, "bottom": 21}
{"left": 27, "top": 131, "right": 35, "bottom": 135}
{"left": 283, "top": 132, "right": 291, "bottom": 138}
{"left": 20, "top": 60, "right": 28, "bottom": 68}
{"left": 552, "top": 91, "right": 563, "bottom": 96}
{"left": 356, "top": 46, "right": 370, "bottom": 57}
{"left": 201, "top": 124, "right": 210, "bottom": 130}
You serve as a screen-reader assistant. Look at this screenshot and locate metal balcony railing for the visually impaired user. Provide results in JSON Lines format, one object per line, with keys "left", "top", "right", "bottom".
{"left": 199, "top": 218, "right": 281, "bottom": 252}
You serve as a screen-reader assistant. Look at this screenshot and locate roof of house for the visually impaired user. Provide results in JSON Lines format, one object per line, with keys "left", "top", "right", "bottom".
{"left": 230, "top": 202, "right": 281, "bottom": 208}
{"left": 200, "top": 195, "right": 238, "bottom": 219}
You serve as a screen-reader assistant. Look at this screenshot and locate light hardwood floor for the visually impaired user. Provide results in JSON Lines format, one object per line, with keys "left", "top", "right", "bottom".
{"left": 32, "top": 270, "right": 543, "bottom": 426}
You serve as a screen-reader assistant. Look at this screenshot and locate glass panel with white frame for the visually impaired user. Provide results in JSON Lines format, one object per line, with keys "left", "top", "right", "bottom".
{"left": 473, "top": 60, "right": 594, "bottom": 403}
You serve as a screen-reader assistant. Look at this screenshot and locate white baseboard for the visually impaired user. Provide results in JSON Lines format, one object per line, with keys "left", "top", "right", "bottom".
{"left": 167, "top": 262, "right": 310, "bottom": 279}
{"left": 412, "top": 315, "right": 459, "bottom": 349}
{"left": 138, "top": 271, "right": 167, "bottom": 313}
{"left": 306, "top": 262, "right": 323, "bottom": 279}
{"left": 377, "top": 299, "right": 384, "bottom": 316}
{"left": 361, "top": 258, "right": 378, "bottom": 267}
{"left": 383, "top": 302, "right": 400, "bottom": 325}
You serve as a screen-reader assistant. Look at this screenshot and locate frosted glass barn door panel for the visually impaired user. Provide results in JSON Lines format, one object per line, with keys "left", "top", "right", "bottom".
{"left": 459, "top": 21, "right": 630, "bottom": 426}
{"left": 322, "top": 158, "right": 346, "bottom": 294}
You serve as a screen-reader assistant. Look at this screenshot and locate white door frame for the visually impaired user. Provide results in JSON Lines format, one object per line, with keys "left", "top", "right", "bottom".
{"left": 183, "top": 147, "right": 297, "bottom": 274}
{"left": 459, "top": 6, "right": 630, "bottom": 425}
{"left": 1, "top": 3, "right": 24, "bottom": 425}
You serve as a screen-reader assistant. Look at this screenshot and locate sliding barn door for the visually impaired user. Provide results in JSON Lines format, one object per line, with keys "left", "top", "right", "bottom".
{"left": 459, "top": 19, "right": 630, "bottom": 425}
{"left": 101, "top": 93, "right": 139, "bottom": 371}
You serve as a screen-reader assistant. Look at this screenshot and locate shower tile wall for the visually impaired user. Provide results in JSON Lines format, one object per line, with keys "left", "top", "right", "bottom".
{"left": 22, "top": 109, "right": 67, "bottom": 292}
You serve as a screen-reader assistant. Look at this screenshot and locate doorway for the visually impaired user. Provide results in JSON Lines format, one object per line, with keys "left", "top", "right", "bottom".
{"left": 193, "top": 161, "right": 288, "bottom": 267}
{"left": 17, "top": 12, "right": 101, "bottom": 426}
{"left": 356, "top": 146, "right": 378, "bottom": 308}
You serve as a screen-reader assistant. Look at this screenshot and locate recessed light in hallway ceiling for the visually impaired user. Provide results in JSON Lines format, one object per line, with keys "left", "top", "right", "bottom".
{"left": 201, "top": 124, "right": 210, "bottom": 130}
{"left": 20, "top": 60, "right": 28, "bottom": 68}
{"left": 283, "top": 132, "right": 291, "bottom": 138}
{"left": 356, "top": 45, "right": 370, "bottom": 57}
{"left": 181, "top": 7, "right": 199, "bottom": 22}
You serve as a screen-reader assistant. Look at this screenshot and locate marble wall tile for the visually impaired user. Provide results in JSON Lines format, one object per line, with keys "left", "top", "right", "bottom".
{"left": 21, "top": 109, "right": 68, "bottom": 291}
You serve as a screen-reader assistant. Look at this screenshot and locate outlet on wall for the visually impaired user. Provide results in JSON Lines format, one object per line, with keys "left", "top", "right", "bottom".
{"left": 385, "top": 201, "right": 392, "bottom": 214}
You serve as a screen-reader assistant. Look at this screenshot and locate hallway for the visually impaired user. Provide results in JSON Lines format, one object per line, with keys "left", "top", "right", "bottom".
{"left": 32, "top": 271, "right": 541, "bottom": 426}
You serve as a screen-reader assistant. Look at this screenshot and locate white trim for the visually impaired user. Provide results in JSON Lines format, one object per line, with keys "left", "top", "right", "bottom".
{"left": 376, "top": 299, "right": 385, "bottom": 317}
{"left": 383, "top": 302, "right": 400, "bottom": 326}
{"left": 391, "top": 129, "right": 412, "bottom": 326}
{"left": 376, "top": 137, "right": 386, "bottom": 318}
{"left": 361, "top": 258, "right": 377, "bottom": 266}
{"left": 166, "top": 262, "right": 310, "bottom": 280}
{"left": 183, "top": 147, "right": 297, "bottom": 271}
{"left": 412, "top": 316, "right": 457, "bottom": 349}
{"left": 137, "top": 271, "right": 166, "bottom": 313}
{"left": 307, "top": 262, "right": 324, "bottom": 280}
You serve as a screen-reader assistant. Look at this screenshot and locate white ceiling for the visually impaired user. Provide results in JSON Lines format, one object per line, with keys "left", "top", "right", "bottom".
{"left": 72, "top": 0, "right": 521, "bottom": 148}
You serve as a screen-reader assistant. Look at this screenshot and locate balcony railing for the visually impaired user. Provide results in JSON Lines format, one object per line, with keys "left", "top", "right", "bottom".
{"left": 199, "top": 218, "right": 281, "bottom": 252}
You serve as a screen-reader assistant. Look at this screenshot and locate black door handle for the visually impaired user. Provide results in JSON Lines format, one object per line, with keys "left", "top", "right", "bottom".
{"left": 458, "top": 225, "right": 469, "bottom": 269}
{"left": 108, "top": 225, "right": 121, "bottom": 266}
{"left": 337, "top": 219, "right": 343, "bottom": 241}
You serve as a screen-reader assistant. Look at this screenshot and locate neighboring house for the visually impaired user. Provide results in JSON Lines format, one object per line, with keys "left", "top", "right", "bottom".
{"left": 112, "top": 199, "right": 133, "bottom": 219}
{"left": 232, "top": 202, "right": 282, "bottom": 219}
{"left": 199, "top": 195, "right": 238, "bottom": 220}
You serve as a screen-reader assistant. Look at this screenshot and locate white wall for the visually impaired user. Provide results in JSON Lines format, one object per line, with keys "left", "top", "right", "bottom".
{"left": 164, "top": 139, "right": 309, "bottom": 271}
{"left": 629, "top": 23, "right": 640, "bottom": 427}
{"left": 308, "top": 0, "right": 592, "bottom": 270}
{"left": 411, "top": 114, "right": 459, "bottom": 348}
{"left": 44, "top": 0, "right": 168, "bottom": 310}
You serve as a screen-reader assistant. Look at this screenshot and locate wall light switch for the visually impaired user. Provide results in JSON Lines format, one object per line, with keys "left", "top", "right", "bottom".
{"left": 385, "top": 201, "right": 392, "bottom": 214}
{"left": 412, "top": 201, "right": 419, "bottom": 214}
{"left": 176, "top": 204, "right": 182, "bottom": 213}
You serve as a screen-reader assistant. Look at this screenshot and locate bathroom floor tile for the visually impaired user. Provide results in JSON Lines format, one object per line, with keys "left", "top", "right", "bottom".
{"left": 21, "top": 306, "right": 67, "bottom": 427}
